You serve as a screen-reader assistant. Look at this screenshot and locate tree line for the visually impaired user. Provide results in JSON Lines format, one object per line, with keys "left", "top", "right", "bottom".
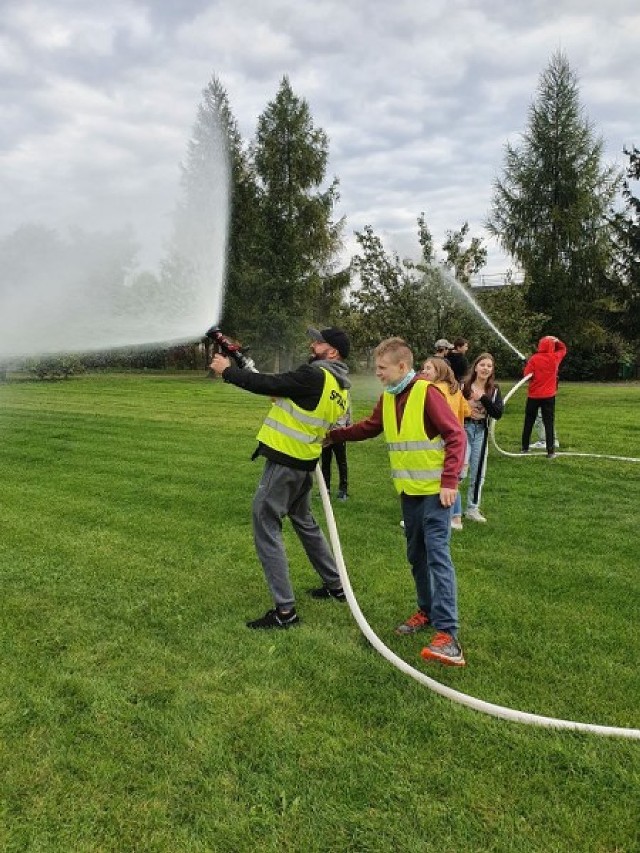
{"left": 205, "top": 54, "right": 640, "bottom": 379}
{"left": 1, "top": 52, "right": 638, "bottom": 380}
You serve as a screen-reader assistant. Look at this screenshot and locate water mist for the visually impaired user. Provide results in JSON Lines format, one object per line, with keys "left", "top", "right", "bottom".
{"left": 0, "top": 113, "right": 230, "bottom": 360}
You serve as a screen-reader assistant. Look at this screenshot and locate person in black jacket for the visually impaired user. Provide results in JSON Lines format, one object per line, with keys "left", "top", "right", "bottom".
{"left": 210, "top": 327, "right": 351, "bottom": 629}
{"left": 446, "top": 338, "right": 469, "bottom": 382}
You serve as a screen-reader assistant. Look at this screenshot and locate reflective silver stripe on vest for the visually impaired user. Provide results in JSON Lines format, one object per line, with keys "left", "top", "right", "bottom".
{"left": 391, "top": 469, "right": 443, "bottom": 481}
{"left": 387, "top": 439, "right": 444, "bottom": 451}
{"left": 262, "top": 417, "right": 319, "bottom": 444}
{"left": 274, "top": 399, "right": 332, "bottom": 429}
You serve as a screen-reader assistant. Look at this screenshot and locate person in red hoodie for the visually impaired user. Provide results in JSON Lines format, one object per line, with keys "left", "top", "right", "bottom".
{"left": 521, "top": 336, "right": 567, "bottom": 458}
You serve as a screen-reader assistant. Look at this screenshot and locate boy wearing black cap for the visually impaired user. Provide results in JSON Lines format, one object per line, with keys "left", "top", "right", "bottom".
{"left": 210, "top": 327, "right": 351, "bottom": 629}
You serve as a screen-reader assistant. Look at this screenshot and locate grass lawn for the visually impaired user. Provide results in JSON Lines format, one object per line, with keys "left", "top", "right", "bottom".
{"left": 0, "top": 371, "right": 639, "bottom": 852}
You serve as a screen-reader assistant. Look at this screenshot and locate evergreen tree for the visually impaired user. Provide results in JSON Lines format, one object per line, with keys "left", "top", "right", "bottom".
{"left": 253, "top": 76, "right": 342, "bottom": 365}
{"left": 487, "top": 52, "right": 619, "bottom": 347}
{"left": 311, "top": 267, "right": 350, "bottom": 328}
{"left": 609, "top": 146, "right": 640, "bottom": 352}
{"left": 475, "top": 280, "right": 546, "bottom": 375}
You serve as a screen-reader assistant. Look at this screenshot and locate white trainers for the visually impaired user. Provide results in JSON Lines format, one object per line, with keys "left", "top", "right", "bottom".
{"left": 465, "top": 507, "right": 487, "bottom": 523}
{"left": 451, "top": 516, "right": 463, "bottom": 530}
{"left": 530, "top": 441, "right": 545, "bottom": 449}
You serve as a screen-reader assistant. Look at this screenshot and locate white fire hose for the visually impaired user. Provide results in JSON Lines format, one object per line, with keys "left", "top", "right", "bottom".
{"left": 490, "top": 375, "right": 640, "bottom": 463}
{"left": 316, "top": 390, "right": 640, "bottom": 738}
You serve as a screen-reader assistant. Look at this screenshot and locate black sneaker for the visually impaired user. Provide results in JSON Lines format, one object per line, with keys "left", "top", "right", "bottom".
{"left": 246, "top": 608, "right": 300, "bottom": 629}
{"left": 307, "top": 585, "right": 346, "bottom": 602}
{"left": 337, "top": 490, "right": 348, "bottom": 501}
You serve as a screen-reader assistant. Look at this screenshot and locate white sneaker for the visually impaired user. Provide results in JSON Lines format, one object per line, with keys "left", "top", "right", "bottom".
{"left": 465, "top": 507, "right": 487, "bottom": 523}
{"left": 399, "top": 520, "right": 405, "bottom": 529}
{"left": 530, "top": 441, "right": 545, "bottom": 449}
{"left": 451, "top": 516, "right": 463, "bottom": 530}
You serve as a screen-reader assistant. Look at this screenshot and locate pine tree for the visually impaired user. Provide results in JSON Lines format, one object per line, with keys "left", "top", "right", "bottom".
{"left": 609, "top": 147, "right": 640, "bottom": 351}
{"left": 253, "top": 76, "right": 342, "bottom": 365}
{"left": 487, "top": 52, "right": 619, "bottom": 345}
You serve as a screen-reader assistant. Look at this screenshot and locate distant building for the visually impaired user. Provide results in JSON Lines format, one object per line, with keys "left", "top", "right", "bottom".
{"left": 469, "top": 271, "right": 524, "bottom": 289}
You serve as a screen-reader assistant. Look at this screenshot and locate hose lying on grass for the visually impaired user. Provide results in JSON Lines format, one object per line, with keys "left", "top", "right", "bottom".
{"left": 315, "top": 444, "right": 640, "bottom": 739}
{"left": 490, "top": 375, "right": 640, "bottom": 463}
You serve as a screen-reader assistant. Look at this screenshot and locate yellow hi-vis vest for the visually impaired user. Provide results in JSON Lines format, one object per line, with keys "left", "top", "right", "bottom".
{"left": 383, "top": 379, "right": 445, "bottom": 495}
{"left": 256, "top": 368, "right": 349, "bottom": 462}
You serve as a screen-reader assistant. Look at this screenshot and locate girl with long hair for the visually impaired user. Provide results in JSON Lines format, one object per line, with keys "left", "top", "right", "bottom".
{"left": 461, "top": 353, "right": 504, "bottom": 523}
{"left": 422, "top": 357, "right": 470, "bottom": 530}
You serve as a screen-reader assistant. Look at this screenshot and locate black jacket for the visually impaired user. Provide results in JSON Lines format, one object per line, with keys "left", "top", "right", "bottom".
{"left": 222, "top": 359, "right": 351, "bottom": 470}
{"left": 446, "top": 351, "right": 469, "bottom": 382}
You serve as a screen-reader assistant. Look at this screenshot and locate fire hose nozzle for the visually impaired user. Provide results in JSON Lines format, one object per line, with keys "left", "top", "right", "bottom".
{"left": 204, "top": 326, "right": 257, "bottom": 372}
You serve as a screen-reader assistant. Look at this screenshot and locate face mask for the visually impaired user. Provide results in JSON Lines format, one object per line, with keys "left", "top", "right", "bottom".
{"left": 385, "top": 369, "right": 416, "bottom": 395}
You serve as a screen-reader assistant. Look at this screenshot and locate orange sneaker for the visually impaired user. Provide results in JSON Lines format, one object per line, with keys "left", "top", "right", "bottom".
{"left": 420, "top": 632, "right": 465, "bottom": 666}
{"left": 395, "top": 610, "right": 430, "bottom": 635}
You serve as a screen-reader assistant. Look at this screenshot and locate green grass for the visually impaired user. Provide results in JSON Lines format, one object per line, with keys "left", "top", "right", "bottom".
{"left": 1, "top": 372, "right": 639, "bottom": 853}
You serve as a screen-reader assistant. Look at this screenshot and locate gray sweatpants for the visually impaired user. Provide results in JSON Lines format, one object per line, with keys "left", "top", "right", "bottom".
{"left": 252, "top": 460, "right": 341, "bottom": 609}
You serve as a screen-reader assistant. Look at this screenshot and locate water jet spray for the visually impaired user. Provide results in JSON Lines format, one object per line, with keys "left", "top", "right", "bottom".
{"left": 437, "top": 266, "right": 526, "bottom": 360}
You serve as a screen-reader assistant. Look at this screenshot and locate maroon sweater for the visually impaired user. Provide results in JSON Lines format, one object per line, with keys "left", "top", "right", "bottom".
{"left": 329, "top": 377, "right": 465, "bottom": 490}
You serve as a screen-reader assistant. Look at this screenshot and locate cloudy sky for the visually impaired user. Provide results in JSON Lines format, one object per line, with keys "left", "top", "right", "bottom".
{"left": 2, "top": 0, "right": 639, "bottom": 283}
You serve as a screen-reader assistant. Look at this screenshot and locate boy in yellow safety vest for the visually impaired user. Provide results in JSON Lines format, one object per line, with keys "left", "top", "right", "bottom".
{"left": 326, "top": 337, "right": 467, "bottom": 666}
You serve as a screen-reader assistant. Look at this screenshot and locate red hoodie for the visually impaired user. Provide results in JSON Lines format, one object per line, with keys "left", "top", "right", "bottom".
{"left": 524, "top": 337, "right": 567, "bottom": 398}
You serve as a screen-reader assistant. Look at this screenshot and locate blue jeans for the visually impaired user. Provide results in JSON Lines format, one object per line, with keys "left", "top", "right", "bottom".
{"left": 450, "top": 431, "right": 469, "bottom": 519}
{"left": 465, "top": 421, "right": 488, "bottom": 511}
{"left": 402, "top": 493, "right": 459, "bottom": 637}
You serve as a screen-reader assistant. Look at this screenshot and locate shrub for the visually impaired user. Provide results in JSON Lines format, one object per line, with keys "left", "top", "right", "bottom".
{"left": 25, "top": 355, "right": 85, "bottom": 380}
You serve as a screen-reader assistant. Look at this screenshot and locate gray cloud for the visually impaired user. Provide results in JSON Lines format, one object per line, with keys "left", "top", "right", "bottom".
{"left": 1, "top": 0, "right": 638, "bottom": 286}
